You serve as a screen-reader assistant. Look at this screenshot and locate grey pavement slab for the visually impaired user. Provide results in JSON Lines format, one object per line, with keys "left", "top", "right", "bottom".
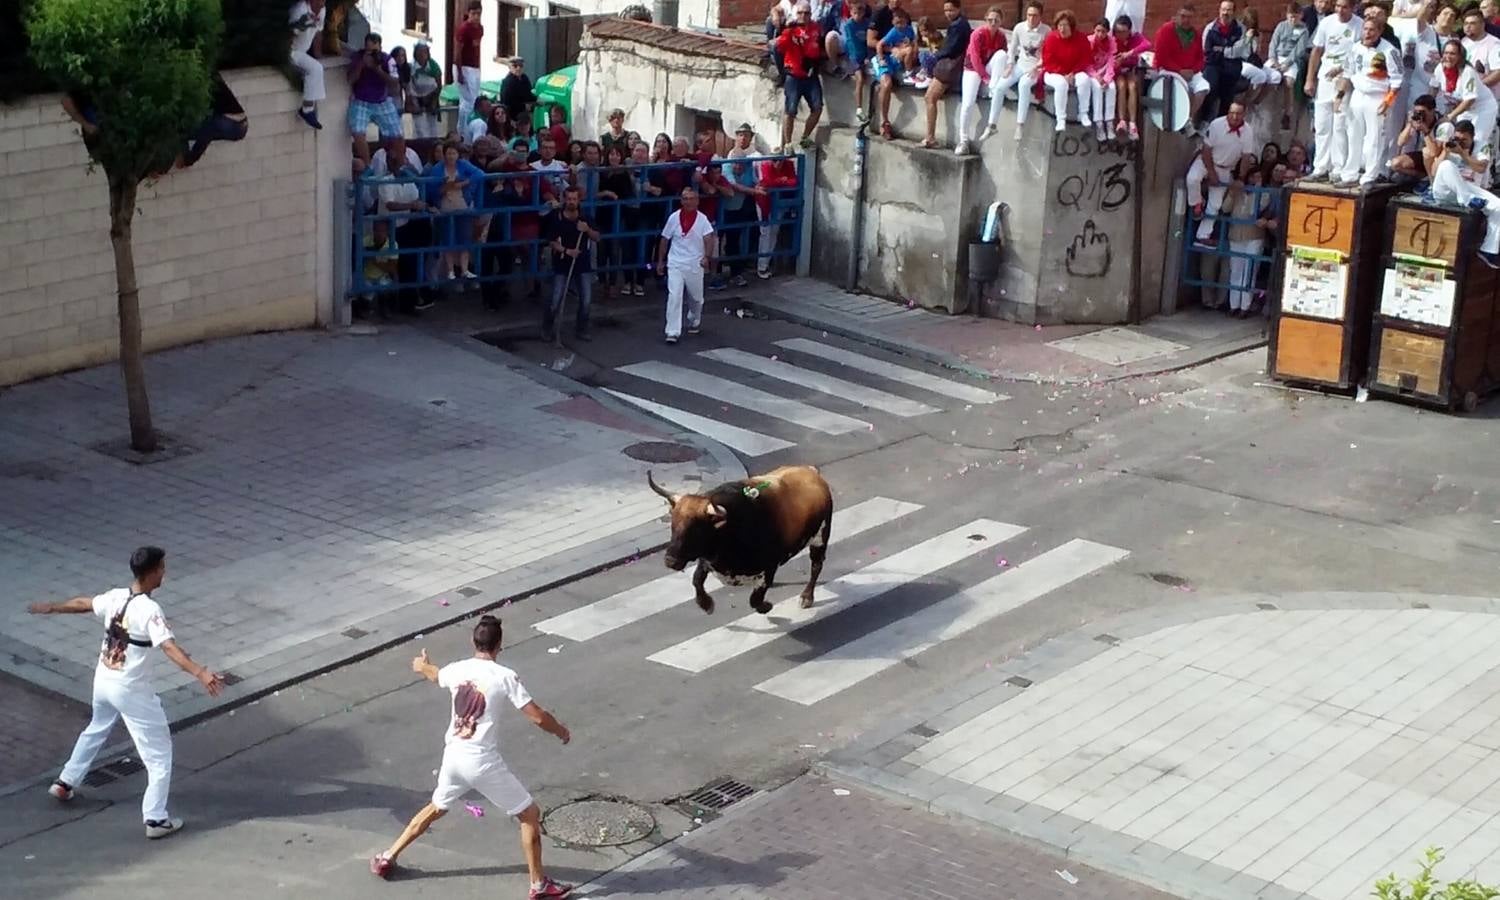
{"left": 0, "top": 326, "right": 743, "bottom": 788}
{"left": 822, "top": 591, "right": 1500, "bottom": 900}
{"left": 578, "top": 773, "right": 1179, "bottom": 899}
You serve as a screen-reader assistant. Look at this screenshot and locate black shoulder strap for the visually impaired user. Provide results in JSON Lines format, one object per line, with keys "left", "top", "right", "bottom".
{"left": 108, "top": 592, "right": 154, "bottom": 648}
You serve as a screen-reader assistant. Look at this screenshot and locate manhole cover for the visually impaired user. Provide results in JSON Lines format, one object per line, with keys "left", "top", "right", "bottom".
{"left": 543, "top": 797, "right": 655, "bottom": 847}
{"left": 622, "top": 441, "right": 703, "bottom": 464}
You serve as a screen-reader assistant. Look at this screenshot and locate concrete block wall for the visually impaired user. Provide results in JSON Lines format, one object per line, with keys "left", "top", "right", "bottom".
{"left": 0, "top": 63, "right": 351, "bottom": 387}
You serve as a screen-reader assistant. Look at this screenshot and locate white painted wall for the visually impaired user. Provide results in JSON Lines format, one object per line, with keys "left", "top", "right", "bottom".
{"left": 574, "top": 29, "right": 780, "bottom": 150}
{"left": 0, "top": 63, "right": 352, "bottom": 387}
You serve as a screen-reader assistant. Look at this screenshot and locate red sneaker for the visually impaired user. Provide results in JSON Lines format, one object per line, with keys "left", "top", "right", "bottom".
{"left": 529, "top": 876, "right": 573, "bottom": 899}
{"left": 370, "top": 854, "right": 394, "bottom": 880}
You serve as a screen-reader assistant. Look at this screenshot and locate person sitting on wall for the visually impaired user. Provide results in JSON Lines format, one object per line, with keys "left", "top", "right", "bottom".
{"left": 1004, "top": 1, "right": 1053, "bottom": 140}
{"left": 1112, "top": 15, "right": 1152, "bottom": 140}
{"left": 1267, "top": 1, "right": 1312, "bottom": 131}
{"left": 956, "top": 5, "right": 1011, "bottom": 153}
{"left": 776, "top": 1, "right": 826, "bottom": 152}
{"left": 1151, "top": 3, "right": 1212, "bottom": 133}
{"left": 1187, "top": 100, "right": 1258, "bottom": 247}
{"left": 1085, "top": 17, "right": 1118, "bottom": 143}
{"left": 830, "top": 2, "right": 874, "bottom": 116}
{"left": 289, "top": 0, "right": 326, "bottom": 130}
{"left": 1041, "top": 10, "right": 1095, "bottom": 134}
{"left": 1201, "top": 0, "right": 1247, "bottom": 124}
{"left": 874, "top": 7, "right": 917, "bottom": 139}
{"left": 921, "top": 0, "right": 973, "bottom": 149}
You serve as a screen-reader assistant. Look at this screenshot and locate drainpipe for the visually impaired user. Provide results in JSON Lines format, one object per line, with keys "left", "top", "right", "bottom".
{"left": 845, "top": 119, "right": 869, "bottom": 291}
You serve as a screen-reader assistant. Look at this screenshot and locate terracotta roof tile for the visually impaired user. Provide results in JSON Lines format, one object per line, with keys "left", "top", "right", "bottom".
{"left": 585, "top": 19, "right": 767, "bottom": 66}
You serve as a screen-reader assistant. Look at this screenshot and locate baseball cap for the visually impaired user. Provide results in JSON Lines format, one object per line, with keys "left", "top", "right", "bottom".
{"left": 736, "top": 122, "right": 755, "bottom": 134}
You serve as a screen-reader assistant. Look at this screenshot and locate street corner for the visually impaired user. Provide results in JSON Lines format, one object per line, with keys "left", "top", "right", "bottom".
{"left": 821, "top": 591, "right": 1500, "bottom": 900}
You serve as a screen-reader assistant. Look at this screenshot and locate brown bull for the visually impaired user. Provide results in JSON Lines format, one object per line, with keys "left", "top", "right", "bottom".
{"left": 647, "top": 465, "right": 834, "bottom": 615}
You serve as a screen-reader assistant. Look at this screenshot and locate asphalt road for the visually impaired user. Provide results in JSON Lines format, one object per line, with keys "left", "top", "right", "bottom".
{"left": 5, "top": 309, "right": 1500, "bottom": 899}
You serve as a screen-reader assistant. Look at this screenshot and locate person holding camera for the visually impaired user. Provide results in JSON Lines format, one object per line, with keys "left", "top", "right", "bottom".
{"left": 1430, "top": 120, "right": 1500, "bottom": 267}
{"left": 1391, "top": 93, "right": 1440, "bottom": 180}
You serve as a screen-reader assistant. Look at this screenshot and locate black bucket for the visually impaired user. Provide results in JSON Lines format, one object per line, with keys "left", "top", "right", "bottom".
{"left": 967, "top": 241, "right": 1004, "bottom": 283}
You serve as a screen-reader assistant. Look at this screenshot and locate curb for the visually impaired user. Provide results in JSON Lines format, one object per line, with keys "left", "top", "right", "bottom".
{"left": 0, "top": 329, "right": 749, "bottom": 801}
{"left": 740, "top": 295, "right": 1267, "bottom": 386}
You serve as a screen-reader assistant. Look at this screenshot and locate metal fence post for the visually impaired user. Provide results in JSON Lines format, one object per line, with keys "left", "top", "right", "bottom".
{"left": 333, "top": 177, "right": 352, "bottom": 329}
{"left": 797, "top": 151, "right": 815, "bottom": 278}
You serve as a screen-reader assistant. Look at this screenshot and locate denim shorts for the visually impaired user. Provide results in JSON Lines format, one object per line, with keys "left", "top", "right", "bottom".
{"left": 784, "top": 74, "right": 824, "bottom": 114}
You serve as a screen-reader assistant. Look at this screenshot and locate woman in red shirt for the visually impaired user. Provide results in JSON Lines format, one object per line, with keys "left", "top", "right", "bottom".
{"left": 1041, "top": 11, "right": 1094, "bottom": 133}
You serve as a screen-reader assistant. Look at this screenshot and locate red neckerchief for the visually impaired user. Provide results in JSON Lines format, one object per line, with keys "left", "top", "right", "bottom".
{"left": 1444, "top": 65, "right": 1460, "bottom": 93}
{"left": 1218, "top": 20, "right": 1232, "bottom": 35}
{"left": 680, "top": 209, "right": 699, "bottom": 234}
{"left": 1229, "top": 123, "right": 1243, "bottom": 135}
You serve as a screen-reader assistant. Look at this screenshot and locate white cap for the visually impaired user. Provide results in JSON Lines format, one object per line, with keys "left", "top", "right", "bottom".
{"left": 1436, "top": 122, "right": 1456, "bottom": 144}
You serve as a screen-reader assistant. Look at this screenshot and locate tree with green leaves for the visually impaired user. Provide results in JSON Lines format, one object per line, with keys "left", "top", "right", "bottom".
{"left": 26, "top": 0, "right": 223, "bottom": 453}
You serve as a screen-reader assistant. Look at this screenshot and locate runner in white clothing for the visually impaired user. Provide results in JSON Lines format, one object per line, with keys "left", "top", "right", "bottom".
{"left": 656, "top": 187, "right": 718, "bottom": 344}
{"left": 1337, "top": 20, "right": 1404, "bottom": 186}
{"left": 371, "top": 616, "right": 573, "bottom": 899}
{"left": 30, "top": 546, "right": 224, "bottom": 839}
{"left": 1305, "top": 0, "right": 1365, "bottom": 179}
{"left": 289, "top": 0, "right": 327, "bottom": 129}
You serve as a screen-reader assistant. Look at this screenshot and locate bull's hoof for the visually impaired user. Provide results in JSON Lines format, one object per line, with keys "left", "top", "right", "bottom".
{"left": 695, "top": 594, "right": 714, "bottom": 614}
{"left": 799, "top": 592, "right": 815, "bottom": 609}
{"left": 751, "top": 599, "right": 772, "bottom": 614}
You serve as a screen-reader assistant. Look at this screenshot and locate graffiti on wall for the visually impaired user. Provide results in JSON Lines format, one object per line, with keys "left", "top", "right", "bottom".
{"left": 1049, "top": 134, "right": 1135, "bottom": 281}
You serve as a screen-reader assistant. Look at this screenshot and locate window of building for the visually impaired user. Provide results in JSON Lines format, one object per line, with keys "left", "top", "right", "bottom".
{"left": 404, "top": 0, "right": 429, "bottom": 35}
{"left": 495, "top": 2, "right": 524, "bottom": 58}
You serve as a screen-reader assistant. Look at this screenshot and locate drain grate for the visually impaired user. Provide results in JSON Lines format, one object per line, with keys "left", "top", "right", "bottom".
{"left": 680, "top": 779, "right": 756, "bottom": 813}
{"left": 218, "top": 671, "right": 243, "bottom": 686}
{"left": 83, "top": 756, "right": 145, "bottom": 787}
{"left": 622, "top": 441, "right": 703, "bottom": 464}
{"left": 341, "top": 627, "right": 369, "bottom": 639}
{"left": 457, "top": 587, "right": 483, "bottom": 597}
{"left": 908, "top": 724, "right": 940, "bottom": 739}
{"left": 1005, "top": 675, "right": 1033, "bottom": 689}
{"left": 1256, "top": 602, "right": 1279, "bottom": 611}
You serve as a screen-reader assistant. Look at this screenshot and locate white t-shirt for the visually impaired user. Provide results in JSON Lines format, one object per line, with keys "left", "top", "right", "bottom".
{"left": 289, "top": 2, "right": 326, "bottom": 56}
{"left": 378, "top": 179, "right": 422, "bottom": 228}
{"left": 1432, "top": 63, "right": 1498, "bottom": 120}
{"left": 1312, "top": 13, "right": 1364, "bottom": 79}
{"left": 1104, "top": 0, "right": 1146, "bottom": 34}
{"left": 438, "top": 657, "right": 533, "bottom": 759}
{"left": 91, "top": 588, "right": 174, "bottom": 690}
{"left": 529, "top": 158, "right": 569, "bottom": 196}
{"left": 1202, "top": 115, "right": 1257, "bottom": 171}
{"left": 1463, "top": 34, "right": 1500, "bottom": 99}
{"left": 1011, "top": 22, "right": 1050, "bottom": 73}
{"left": 1347, "top": 39, "right": 1404, "bottom": 95}
{"left": 660, "top": 210, "right": 715, "bottom": 271}
{"left": 370, "top": 147, "right": 423, "bottom": 177}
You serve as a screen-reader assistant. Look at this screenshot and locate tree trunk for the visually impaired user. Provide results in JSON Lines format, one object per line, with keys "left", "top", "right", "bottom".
{"left": 108, "top": 175, "right": 157, "bottom": 453}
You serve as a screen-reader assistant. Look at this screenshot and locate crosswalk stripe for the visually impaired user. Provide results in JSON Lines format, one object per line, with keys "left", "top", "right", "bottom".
{"left": 774, "top": 338, "right": 1008, "bottom": 404}
{"left": 617, "top": 361, "right": 872, "bottom": 434}
{"left": 603, "top": 389, "right": 795, "bottom": 457}
{"left": 754, "top": 538, "right": 1130, "bottom": 705}
{"left": 533, "top": 497, "right": 924, "bottom": 642}
{"left": 698, "top": 348, "right": 941, "bottom": 418}
{"left": 646, "top": 519, "right": 1027, "bottom": 674}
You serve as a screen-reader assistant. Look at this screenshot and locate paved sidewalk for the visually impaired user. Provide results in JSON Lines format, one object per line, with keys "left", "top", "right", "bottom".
{"left": 820, "top": 591, "right": 1500, "bottom": 900}
{"left": 579, "top": 774, "right": 1176, "bottom": 899}
{"left": 0, "top": 327, "right": 742, "bottom": 788}
{"left": 742, "top": 277, "right": 1266, "bottom": 384}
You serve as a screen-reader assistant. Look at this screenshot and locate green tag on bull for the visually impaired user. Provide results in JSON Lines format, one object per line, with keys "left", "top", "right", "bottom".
{"left": 743, "top": 481, "right": 772, "bottom": 499}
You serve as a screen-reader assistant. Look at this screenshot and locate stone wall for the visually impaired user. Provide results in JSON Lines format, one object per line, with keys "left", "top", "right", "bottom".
{"left": 0, "top": 63, "right": 351, "bottom": 387}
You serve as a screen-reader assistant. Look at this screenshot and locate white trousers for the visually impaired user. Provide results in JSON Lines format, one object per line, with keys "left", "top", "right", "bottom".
{"left": 1043, "top": 73, "right": 1093, "bottom": 127}
{"left": 60, "top": 677, "right": 173, "bottom": 822}
{"left": 1186, "top": 158, "right": 1233, "bottom": 241}
{"left": 412, "top": 111, "right": 439, "bottom": 139}
{"left": 458, "top": 66, "right": 481, "bottom": 122}
{"left": 1312, "top": 96, "right": 1348, "bottom": 177}
{"left": 1241, "top": 62, "right": 1278, "bottom": 86}
{"left": 1340, "top": 92, "right": 1388, "bottom": 185}
{"left": 1001, "top": 64, "right": 1043, "bottom": 124}
{"left": 665, "top": 267, "right": 705, "bottom": 337}
{"left": 958, "top": 54, "right": 1012, "bottom": 139}
{"left": 291, "top": 50, "right": 325, "bottom": 104}
{"left": 758, "top": 222, "right": 779, "bottom": 274}
{"left": 1088, "top": 77, "right": 1117, "bottom": 124}
{"left": 1228, "top": 237, "right": 1264, "bottom": 310}
{"left": 1433, "top": 159, "right": 1500, "bottom": 253}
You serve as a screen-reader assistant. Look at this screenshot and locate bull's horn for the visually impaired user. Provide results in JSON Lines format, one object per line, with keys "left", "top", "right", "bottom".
{"left": 646, "top": 470, "right": 678, "bottom": 505}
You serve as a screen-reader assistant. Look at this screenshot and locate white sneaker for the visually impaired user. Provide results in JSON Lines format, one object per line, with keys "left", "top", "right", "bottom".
{"left": 1054, "top": 120, "right": 1066, "bottom": 132}
{"left": 978, "top": 124, "right": 997, "bottom": 141}
{"left": 954, "top": 140, "right": 971, "bottom": 155}
{"left": 1095, "top": 122, "right": 1107, "bottom": 142}
{"left": 1079, "top": 115, "right": 1092, "bottom": 129}
{"left": 146, "top": 817, "right": 184, "bottom": 839}
{"left": 1013, "top": 124, "right": 1024, "bottom": 140}
{"left": 48, "top": 780, "right": 74, "bottom": 802}
{"left": 757, "top": 269, "right": 772, "bottom": 280}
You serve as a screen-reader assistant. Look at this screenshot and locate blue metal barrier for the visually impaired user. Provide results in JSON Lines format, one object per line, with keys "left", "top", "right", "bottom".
{"left": 349, "top": 156, "right": 807, "bottom": 301}
{"left": 1179, "top": 184, "right": 1282, "bottom": 308}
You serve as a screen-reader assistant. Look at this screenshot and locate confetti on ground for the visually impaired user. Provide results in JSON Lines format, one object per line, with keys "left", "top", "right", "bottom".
{"left": 547, "top": 645, "right": 564, "bottom": 654}
{"left": 1056, "top": 869, "right": 1079, "bottom": 885}
{"left": 465, "top": 803, "right": 485, "bottom": 818}
{"left": 436, "top": 598, "right": 450, "bottom": 606}
{"left": 832, "top": 788, "right": 851, "bottom": 796}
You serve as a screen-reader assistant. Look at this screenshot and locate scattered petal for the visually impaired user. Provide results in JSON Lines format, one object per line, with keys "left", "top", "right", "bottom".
{"left": 547, "top": 645, "right": 564, "bottom": 654}
{"left": 832, "top": 788, "right": 851, "bottom": 796}
{"left": 436, "top": 598, "right": 450, "bottom": 606}
{"left": 465, "top": 802, "right": 485, "bottom": 818}
{"left": 1056, "top": 869, "right": 1079, "bottom": 885}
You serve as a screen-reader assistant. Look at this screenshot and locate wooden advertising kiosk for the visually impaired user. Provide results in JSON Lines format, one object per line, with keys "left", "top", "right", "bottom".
{"left": 1367, "top": 197, "right": 1500, "bottom": 412}
{"left": 1267, "top": 183, "right": 1398, "bottom": 392}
